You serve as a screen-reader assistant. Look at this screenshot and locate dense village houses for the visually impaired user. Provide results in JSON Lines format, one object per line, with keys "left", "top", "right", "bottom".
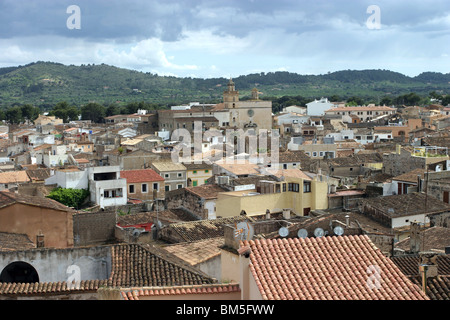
{"left": 0, "top": 86, "right": 450, "bottom": 301}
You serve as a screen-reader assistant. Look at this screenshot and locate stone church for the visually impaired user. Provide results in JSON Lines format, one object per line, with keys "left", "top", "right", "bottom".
{"left": 223, "top": 78, "right": 273, "bottom": 132}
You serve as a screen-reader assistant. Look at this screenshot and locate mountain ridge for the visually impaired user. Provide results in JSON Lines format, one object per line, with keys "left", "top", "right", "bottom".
{"left": 0, "top": 61, "right": 448, "bottom": 108}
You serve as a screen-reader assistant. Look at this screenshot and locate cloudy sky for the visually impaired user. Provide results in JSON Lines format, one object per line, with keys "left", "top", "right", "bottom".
{"left": 0, "top": 0, "right": 449, "bottom": 78}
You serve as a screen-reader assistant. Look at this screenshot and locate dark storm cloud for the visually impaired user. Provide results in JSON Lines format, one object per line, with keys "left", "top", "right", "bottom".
{"left": 1, "top": 0, "right": 449, "bottom": 41}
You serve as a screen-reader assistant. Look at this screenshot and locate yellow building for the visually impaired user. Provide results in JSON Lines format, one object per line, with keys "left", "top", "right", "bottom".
{"left": 215, "top": 169, "right": 328, "bottom": 217}
{"left": 185, "top": 162, "right": 213, "bottom": 187}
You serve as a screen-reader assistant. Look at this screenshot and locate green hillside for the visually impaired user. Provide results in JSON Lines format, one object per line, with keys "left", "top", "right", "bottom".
{"left": 0, "top": 61, "right": 449, "bottom": 109}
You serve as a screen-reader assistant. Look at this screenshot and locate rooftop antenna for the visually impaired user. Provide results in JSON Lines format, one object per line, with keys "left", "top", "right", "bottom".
{"left": 234, "top": 221, "right": 254, "bottom": 242}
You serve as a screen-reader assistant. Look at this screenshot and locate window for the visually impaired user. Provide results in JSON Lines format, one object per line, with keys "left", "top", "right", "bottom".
{"left": 153, "top": 183, "right": 158, "bottom": 191}
{"left": 177, "top": 173, "right": 182, "bottom": 178}
{"left": 177, "top": 184, "right": 183, "bottom": 189}
{"left": 205, "top": 169, "right": 209, "bottom": 173}
{"left": 165, "top": 185, "right": 170, "bottom": 192}
{"left": 319, "top": 152, "right": 324, "bottom": 157}
{"left": 141, "top": 183, "right": 148, "bottom": 193}
{"left": 129, "top": 185, "right": 135, "bottom": 194}
{"left": 283, "top": 183, "right": 286, "bottom": 192}
{"left": 288, "top": 183, "right": 299, "bottom": 192}
{"left": 164, "top": 173, "right": 169, "bottom": 178}
{"left": 104, "top": 189, "right": 123, "bottom": 198}
{"left": 312, "top": 152, "right": 317, "bottom": 157}
{"left": 303, "top": 181, "right": 311, "bottom": 193}
{"left": 193, "top": 180, "right": 198, "bottom": 187}
{"left": 193, "top": 170, "right": 197, "bottom": 174}
{"left": 283, "top": 164, "right": 288, "bottom": 169}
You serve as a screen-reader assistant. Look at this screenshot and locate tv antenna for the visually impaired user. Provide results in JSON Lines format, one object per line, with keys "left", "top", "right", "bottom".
{"left": 234, "top": 221, "right": 254, "bottom": 242}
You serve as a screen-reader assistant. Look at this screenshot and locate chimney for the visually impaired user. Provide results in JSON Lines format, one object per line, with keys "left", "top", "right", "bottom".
{"left": 419, "top": 254, "right": 439, "bottom": 294}
{"left": 410, "top": 221, "right": 421, "bottom": 253}
{"left": 396, "top": 144, "right": 401, "bottom": 155}
{"left": 282, "top": 208, "right": 291, "bottom": 220}
{"left": 345, "top": 215, "right": 350, "bottom": 228}
{"left": 238, "top": 245, "right": 252, "bottom": 300}
{"left": 265, "top": 209, "right": 271, "bottom": 220}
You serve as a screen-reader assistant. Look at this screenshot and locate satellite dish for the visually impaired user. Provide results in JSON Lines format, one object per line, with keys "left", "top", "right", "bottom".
{"left": 297, "top": 229, "right": 308, "bottom": 239}
{"left": 132, "top": 229, "right": 142, "bottom": 237}
{"left": 278, "top": 227, "right": 289, "bottom": 238}
{"left": 314, "top": 228, "right": 324, "bottom": 238}
{"left": 334, "top": 226, "right": 344, "bottom": 236}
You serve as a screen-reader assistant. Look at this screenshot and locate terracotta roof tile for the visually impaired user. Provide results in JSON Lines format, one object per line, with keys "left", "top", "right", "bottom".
{"left": 360, "top": 192, "right": 450, "bottom": 218}
{"left": 161, "top": 238, "right": 223, "bottom": 266}
{"left": 0, "top": 171, "right": 30, "bottom": 184}
{"left": 409, "top": 276, "right": 450, "bottom": 300}
{"left": 242, "top": 236, "right": 429, "bottom": 300}
{"left": 120, "top": 169, "right": 164, "bottom": 183}
{"left": 185, "top": 184, "right": 229, "bottom": 199}
{"left": 0, "top": 243, "right": 214, "bottom": 297}
{"left": 0, "top": 232, "right": 35, "bottom": 251}
{"left": 0, "top": 191, "right": 75, "bottom": 212}
{"left": 161, "top": 216, "right": 255, "bottom": 243}
{"left": 395, "top": 227, "right": 450, "bottom": 252}
{"left": 120, "top": 283, "right": 240, "bottom": 300}
{"left": 107, "top": 244, "right": 214, "bottom": 287}
{"left": 391, "top": 255, "right": 450, "bottom": 276}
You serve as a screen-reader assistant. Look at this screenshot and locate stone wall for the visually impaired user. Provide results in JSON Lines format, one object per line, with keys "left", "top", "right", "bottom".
{"left": 165, "top": 189, "right": 203, "bottom": 219}
{"left": 0, "top": 246, "right": 111, "bottom": 284}
{"left": 382, "top": 150, "right": 425, "bottom": 177}
{"left": 429, "top": 211, "right": 450, "bottom": 228}
{"left": 73, "top": 211, "right": 117, "bottom": 247}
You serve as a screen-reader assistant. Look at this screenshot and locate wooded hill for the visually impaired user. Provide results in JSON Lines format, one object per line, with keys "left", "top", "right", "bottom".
{"left": 0, "top": 61, "right": 449, "bottom": 109}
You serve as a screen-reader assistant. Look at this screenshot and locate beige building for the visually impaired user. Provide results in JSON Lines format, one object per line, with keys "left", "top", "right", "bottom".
{"left": 185, "top": 162, "right": 213, "bottom": 187}
{"left": 215, "top": 170, "right": 328, "bottom": 218}
{"left": 293, "top": 141, "right": 337, "bottom": 159}
{"left": 34, "top": 114, "right": 63, "bottom": 126}
{"left": 0, "top": 191, "right": 75, "bottom": 248}
{"left": 224, "top": 80, "right": 272, "bottom": 132}
{"left": 324, "top": 105, "right": 396, "bottom": 122}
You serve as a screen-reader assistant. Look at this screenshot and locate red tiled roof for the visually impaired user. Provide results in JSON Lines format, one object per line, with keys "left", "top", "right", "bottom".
{"left": 0, "top": 191, "right": 75, "bottom": 212}
{"left": 120, "top": 283, "right": 241, "bottom": 300}
{"left": 0, "top": 280, "right": 106, "bottom": 296}
{"left": 242, "top": 236, "right": 429, "bottom": 300}
{"left": 325, "top": 106, "right": 396, "bottom": 112}
{"left": 120, "top": 169, "right": 164, "bottom": 183}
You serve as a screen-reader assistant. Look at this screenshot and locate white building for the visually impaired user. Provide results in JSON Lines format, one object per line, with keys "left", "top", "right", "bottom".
{"left": 306, "top": 98, "right": 335, "bottom": 116}
{"left": 45, "top": 166, "right": 127, "bottom": 209}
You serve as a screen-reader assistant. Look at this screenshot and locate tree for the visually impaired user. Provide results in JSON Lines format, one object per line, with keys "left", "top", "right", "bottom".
{"left": 5, "top": 106, "right": 23, "bottom": 124}
{"left": 105, "top": 104, "right": 120, "bottom": 117}
{"left": 20, "top": 104, "right": 40, "bottom": 122}
{"left": 441, "top": 95, "right": 450, "bottom": 106}
{"left": 346, "top": 96, "right": 365, "bottom": 106}
{"left": 81, "top": 102, "right": 106, "bottom": 123}
{"left": 49, "top": 101, "right": 80, "bottom": 123}
{"left": 47, "top": 187, "right": 90, "bottom": 209}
